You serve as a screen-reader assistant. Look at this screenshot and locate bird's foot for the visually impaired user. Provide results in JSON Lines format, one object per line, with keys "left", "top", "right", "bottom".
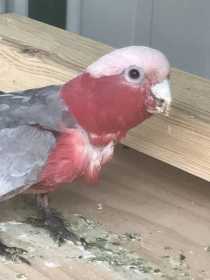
{"left": 0, "top": 240, "right": 30, "bottom": 265}
{"left": 27, "top": 209, "right": 87, "bottom": 247}
{"left": 42, "top": 209, "right": 81, "bottom": 246}
{"left": 27, "top": 193, "right": 87, "bottom": 247}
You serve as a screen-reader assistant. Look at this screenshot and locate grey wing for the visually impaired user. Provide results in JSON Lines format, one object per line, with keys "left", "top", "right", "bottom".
{"left": 0, "top": 85, "right": 77, "bottom": 131}
{"left": 0, "top": 125, "right": 56, "bottom": 201}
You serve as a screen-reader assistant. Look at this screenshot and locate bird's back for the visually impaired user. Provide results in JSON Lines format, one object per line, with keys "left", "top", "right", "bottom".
{"left": 0, "top": 125, "right": 56, "bottom": 201}
{"left": 0, "top": 85, "right": 78, "bottom": 200}
{"left": 0, "top": 85, "right": 76, "bottom": 131}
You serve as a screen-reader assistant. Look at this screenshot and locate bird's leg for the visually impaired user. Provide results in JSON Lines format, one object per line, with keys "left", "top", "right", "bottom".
{"left": 35, "top": 193, "right": 83, "bottom": 246}
{"left": 0, "top": 239, "right": 30, "bottom": 264}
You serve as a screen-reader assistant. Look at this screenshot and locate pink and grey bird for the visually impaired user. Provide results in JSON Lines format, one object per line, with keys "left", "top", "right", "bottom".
{"left": 0, "top": 46, "right": 171, "bottom": 261}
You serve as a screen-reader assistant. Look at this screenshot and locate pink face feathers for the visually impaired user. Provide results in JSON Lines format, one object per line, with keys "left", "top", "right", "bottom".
{"left": 61, "top": 46, "right": 172, "bottom": 144}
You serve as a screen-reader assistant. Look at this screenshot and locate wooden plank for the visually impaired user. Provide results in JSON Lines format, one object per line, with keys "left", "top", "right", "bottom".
{"left": 0, "top": 147, "right": 209, "bottom": 279}
{"left": 66, "top": 146, "right": 210, "bottom": 279}
{"left": 0, "top": 14, "right": 209, "bottom": 181}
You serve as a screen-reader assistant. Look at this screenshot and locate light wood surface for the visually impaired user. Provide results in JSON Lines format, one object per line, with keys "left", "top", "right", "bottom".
{"left": 0, "top": 147, "right": 209, "bottom": 279}
{"left": 0, "top": 13, "right": 210, "bottom": 279}
{"left": 0, "top": 14, "right": 209, "bottom": 181}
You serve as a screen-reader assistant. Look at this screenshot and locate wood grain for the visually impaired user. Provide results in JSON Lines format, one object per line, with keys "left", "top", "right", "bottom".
{"left": 0, "top": 147, "right": 209, "bottom": 279}
{"left": 0, "top": 13, "right": 209, "bottom": 280}
{"left": 0, "top": 14, "right": 209, "bottom": 180}
{"left": 66, "top": 146, "right": 210, "bottom": 279}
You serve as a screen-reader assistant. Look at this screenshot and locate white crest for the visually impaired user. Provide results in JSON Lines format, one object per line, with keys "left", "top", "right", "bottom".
{"left": 87, "top": 46, "right": 170, "bottom": 81}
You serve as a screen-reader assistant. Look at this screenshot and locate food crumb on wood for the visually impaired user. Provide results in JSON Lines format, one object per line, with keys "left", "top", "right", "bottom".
{"left": 97, "top": 203, "right": 103, "bottom": 210}
{"left": 44, "top": 261, "right": 61, "bottom": 268}
{"left": 16, "top": 273, "right": 28, "bottom": 280}
{"left": 179, "top": 254, "right": 186, "bottom": 262}
{"left": 164, "top": 246, "right": 172, "bottom": 250}
{"left": 204, "top": 246, "right": 210, "bottom": 252}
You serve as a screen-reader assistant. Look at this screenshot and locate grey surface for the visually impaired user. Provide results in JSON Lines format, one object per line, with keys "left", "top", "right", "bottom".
{"left": 134, "top": 0, "right": 153, "bottom": 46}
{"left": 0, "top": 0, "right": 6, "bottom": 13}
{"left": 0, "top": 125, "right": 55, "bottom": 200}
{"left": 80, "top": 0, "right": 141, "bottom": 48}
{"left": 78, "top": 0, "right": 210, "bottom": 79}
{"left": 7, "top": 0, "right": 28, "bottom": 16}
{"left": 151, "top": 0, "right": 210, "bottom": 78}
{"left": 66, "top": 0, "right": 81, "bottom": 33}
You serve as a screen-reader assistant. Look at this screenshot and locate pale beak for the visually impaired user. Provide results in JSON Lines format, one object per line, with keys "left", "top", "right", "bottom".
{"left": 149, "top": 79, "right": 172, "bottom": 116}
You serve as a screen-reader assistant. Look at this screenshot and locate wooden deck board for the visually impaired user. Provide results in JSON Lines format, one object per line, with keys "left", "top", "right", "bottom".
{"left": 0, "top": 147, "right": 209, "bottom": 279}
{"left": 0, "top": 13, "right": 209, "bottom": 279}
{"left": 0, "top": 13, "right": 209, "bottom": 180}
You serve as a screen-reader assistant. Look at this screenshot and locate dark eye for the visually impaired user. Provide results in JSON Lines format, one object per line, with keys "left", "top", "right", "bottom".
{"left": 124, "top": 66, "right": 144, "bottom": 84}
{"left": 128, "top": 69, "right": 140, "bottom": 79}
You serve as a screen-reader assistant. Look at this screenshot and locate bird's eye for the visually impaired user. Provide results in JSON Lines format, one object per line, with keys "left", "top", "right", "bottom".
{"left": 129, "top": 69, "right": 140, "bottom": 79}
{"left": 124, "top": 66, "right": 144, "bottom": 84}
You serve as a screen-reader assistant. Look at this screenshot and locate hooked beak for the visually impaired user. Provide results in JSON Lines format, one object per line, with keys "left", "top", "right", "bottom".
{"left": 148, "top": 79, "right": 172, "bottom": 116}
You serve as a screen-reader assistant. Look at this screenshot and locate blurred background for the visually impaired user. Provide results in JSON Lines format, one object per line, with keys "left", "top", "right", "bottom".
{"left": 2, "top": 0, "right": 210, "bottom": 79}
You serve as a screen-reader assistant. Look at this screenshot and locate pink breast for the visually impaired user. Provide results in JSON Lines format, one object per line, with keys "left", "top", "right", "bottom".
{"left": 32, "top": 130, "right": 89, "bottom": 192}
{"left": 31, "top": 129, "right": 114, "bottom": 193}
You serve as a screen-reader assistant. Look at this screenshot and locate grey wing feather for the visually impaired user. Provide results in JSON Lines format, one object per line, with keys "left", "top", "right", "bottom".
{"left": 0, "top": 125, "right": 56, "bottom": 201}
{"left": 0, "top": 85, "right": 77, "bottom": 131}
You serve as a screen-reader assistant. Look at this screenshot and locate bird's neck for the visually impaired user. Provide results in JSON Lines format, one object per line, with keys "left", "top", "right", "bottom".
{"left": 88, "top": 131, "right": 127, "bottom": 146}
{"left": 38, "top": 128, "right": 114, "bottom": 188}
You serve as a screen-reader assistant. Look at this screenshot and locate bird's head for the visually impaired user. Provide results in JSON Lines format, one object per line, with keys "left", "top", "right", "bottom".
{"left": 61, "top": 46, "right": 172, "bottom": 141}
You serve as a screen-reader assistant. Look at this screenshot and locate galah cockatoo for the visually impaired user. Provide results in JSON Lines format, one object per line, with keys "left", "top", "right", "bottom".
{"left": 0, "top": 46, "right": 171, "bottom": 262}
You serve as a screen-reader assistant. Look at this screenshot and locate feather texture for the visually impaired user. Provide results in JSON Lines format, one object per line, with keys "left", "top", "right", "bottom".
{"left": 0, "top": 126, "right": 55, "bottom": 201}
{"left": 0, "top": 85, "right": 77, "bottom": 132}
